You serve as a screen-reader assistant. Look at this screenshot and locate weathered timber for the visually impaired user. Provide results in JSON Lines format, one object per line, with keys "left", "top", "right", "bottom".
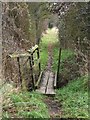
{"left": 45, "top": 74, "right": 50, "bottom": 93}
{"left": 36, "top": 72, "right": 49, "bottom": 94}
{"left": 57, "top": 47, "right": 62, "bottom": 87}
{"left": 29, "top": 56, "right": 35, "bottom": 90}
{"left": 17, "top": 57, "right": 22, "bottom": 86}
{"left": 46, "top": 72, "right": 55, "bottom": 95}
{"left": 54, "top": 71, "right": 57, "bottom": 89}
{"left": 9, "top": 53, "right": 31, "bottom": 58}
{"left": 36, "top": 71, "right": 56, "bottom": 95}
{"left": 31, "top": 54, "right": 34, "bottom": 65}
{"left": 35, "top": 71, "right": 43, "bottom": 89}
{"left": 8, "top": 44, "right": 58, "bottom": 93}
{"left": 37, "top": 48, "right": 41, "bottom": 74}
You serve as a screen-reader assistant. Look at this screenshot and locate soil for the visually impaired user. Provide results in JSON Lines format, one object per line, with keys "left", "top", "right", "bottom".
{"left": 44, "top": 43, "right": 62, "bottom": 118}
{"left": 44, "top": 96, "right": 62, "bottom": 118}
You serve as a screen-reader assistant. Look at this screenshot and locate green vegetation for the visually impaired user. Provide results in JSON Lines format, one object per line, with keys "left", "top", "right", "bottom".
{"left": 3, "top": 91, "right": 50, "bottom": 118}
{"left": 40, "top": 42, "right": 48, "bottom": 70}
{"left": 52, "top": 43, "right": 59, "bottom": 72}
{"left": 61, "top": 49, "right": 74, "bottom": 62}
{"left": 52, "top": 47, "right": 74, "bottom": 72}
{"left": 2, "top": 2, "right": 89, "bottom": 119}
{"left": 56, "top": 76, "right": 88, "bottom": 118}
{"left": 40, "top": 28, "right": 59, "bottom": 70}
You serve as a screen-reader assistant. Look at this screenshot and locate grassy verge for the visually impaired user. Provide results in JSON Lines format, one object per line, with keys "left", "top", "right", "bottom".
{"left": 2, "top": 87, "right": 50, "bottom": 118}
{"left": 55, "top": 76, "right": 88, "bottom": 118}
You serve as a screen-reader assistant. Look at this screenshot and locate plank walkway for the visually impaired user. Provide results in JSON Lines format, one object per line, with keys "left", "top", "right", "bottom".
{"left": 36, "top": 71, "right": 56, "bottom": 95}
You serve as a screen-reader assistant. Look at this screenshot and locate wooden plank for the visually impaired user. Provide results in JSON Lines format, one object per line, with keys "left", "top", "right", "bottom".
{"left": 36, "top": 87, "right": 46, "bottom": 94}
{"left": 57, "top": 47, "right": 62, "bottom": 87}
{"left": 37, "top": 48, "right": 41, "bottom": 74}
{"left": 31, "top": 54, "right": 34, "bottom": 65}
{"left": 45, "top": 89, "right": 56, "bottom": 95}
{"left": 35, "top": 71, "right": 43, "bottom": 89}
{"left": 9, "top": 53, "right": 31, "bottom": 58}
{"left": 29, "top": 56, "right": 35, "bottom": 90}
{"left": 45, "top": 72, "right": 55, "bottom": 95}
{"left": 41, "top": 72, "right": 49, "bottom": 87}
{"left": 54, "top": 71, "right": 57, "bottom": 89}
{"left": 36, "top": 72, "right": 49, "bottom": 94}
{"left": 36, "top": 72, "right": 56, "bottom": 95}
{"left": 47, "top": 72, "right": 54, "bottom": 88}
{"left": 17, "top": 57, "right": 22, "bottom": 86}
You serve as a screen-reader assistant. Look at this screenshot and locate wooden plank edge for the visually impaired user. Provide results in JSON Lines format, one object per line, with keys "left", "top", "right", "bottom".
{"left": 9, "top": 53, "right": 31, "bottom": 58}
{"left": 54, "top": 71, "right": 57, "bottom": 89}
{"left": 35, "top": 71, "right": 43, "bottom": 89}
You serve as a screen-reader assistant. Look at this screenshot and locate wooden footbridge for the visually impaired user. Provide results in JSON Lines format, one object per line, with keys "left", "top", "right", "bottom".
{"left": 8, "top": 45, "right": 61, "bottom": 95}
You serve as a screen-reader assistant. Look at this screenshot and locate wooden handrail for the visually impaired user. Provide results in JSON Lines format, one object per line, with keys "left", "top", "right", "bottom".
{"left": 9, "top": 53, "right": 31, "bottom": 58}
{"left": 8, "top": 45, "right": 41, "bottom": 91}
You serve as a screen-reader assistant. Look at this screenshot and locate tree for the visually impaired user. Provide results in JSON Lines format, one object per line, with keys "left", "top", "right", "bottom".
{"left": 28, "top": 3, "right": 50, "bottom": 45}
{"left": 49, "top": 2, "right": 89, "bottom": 75}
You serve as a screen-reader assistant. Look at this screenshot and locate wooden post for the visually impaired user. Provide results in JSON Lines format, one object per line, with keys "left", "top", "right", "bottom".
{"left": 29, "top": 56, "right": 35, "bottom": 90}
{"left": 31, "top": 54, "right": 34, "bottom": 65}
{"left": 57, "top": 47, "right": 62, "bottom": 88}
{"left": 17, "top": 57, "right": 22, "bottom": 86}
{"left": 37, "top": 48, "right": 41, "bottom": 75}
{"left": 7, "top": 55, "right": 13, "bottom": 82}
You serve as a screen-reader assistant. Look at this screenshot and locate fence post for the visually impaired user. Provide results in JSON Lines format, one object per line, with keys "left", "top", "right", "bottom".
{"left": 17, "top": 57, "right": 22, "bottom": 87}
{"left": 37, "top": 47, "right": 41, "bottom": 75}
{"left": 57, "top": 47, "right": 62, "bottom": 88}
{"left": 29, "top": 56, "right": 35, "bottom": 90}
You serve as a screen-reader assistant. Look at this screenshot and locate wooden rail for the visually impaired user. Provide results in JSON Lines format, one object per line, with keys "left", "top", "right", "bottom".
{"left": 8, "top": 45, "right": 42, "bottom": 91}
{"left": 8, "top": 45, "right": 61, "bottom": 93}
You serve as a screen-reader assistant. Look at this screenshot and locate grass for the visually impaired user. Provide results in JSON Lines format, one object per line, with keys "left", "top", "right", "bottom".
{"left": 52, "top": 43, "right": 59, "bottom": 72}
{"left": 40, "top": 27, "right": 59, "bottom": 70}
{"left": 55, "top": 76, "right": 88, "bottom": 118}
{"left": 40, "top": 44, "right": 48, "bottom": 70}
{"left": 2, "top": 87, "right": 50, "bottom": 118}
{"left": 61, "top": 49, "right": 74, "bottom": 62}
{"left": 52, "top": 47, "right": 74, "bottom": 72}
{"left": 2, "top": 28, "right": 88, "bottom": 119}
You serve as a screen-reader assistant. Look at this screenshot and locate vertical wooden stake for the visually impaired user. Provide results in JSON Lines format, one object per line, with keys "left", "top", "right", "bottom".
{"left": 29, "top": 56, "right": 35, "bottom": 91}
{"left": 57, "top": 47, "right": 62, "bottom": 88}
{"left": 17, "top": 57, "right": 22, "bottom": 87}
{"left": 31, "top": 54, "right": 34, "bottom": 65}
{"left": 37, "top": 48, "right": 41, "bottom": 75}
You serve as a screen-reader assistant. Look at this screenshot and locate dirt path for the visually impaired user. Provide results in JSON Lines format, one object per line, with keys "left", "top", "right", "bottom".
{"left": 44, "top": 43, "right": 62, "bottom": 118}
{"left": 44, "top": 97, "right": 62, "bottom": 118}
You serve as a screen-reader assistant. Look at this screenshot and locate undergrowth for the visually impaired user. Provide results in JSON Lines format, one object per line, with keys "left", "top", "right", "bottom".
{"left": 52, "top": 47, "right": 74, "bottom": 72}
{"left": 2, "top": 90, "right": 50, "bottom": 118}
{"left": 55, "top": 76, "right": 88, "bottom": 118}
